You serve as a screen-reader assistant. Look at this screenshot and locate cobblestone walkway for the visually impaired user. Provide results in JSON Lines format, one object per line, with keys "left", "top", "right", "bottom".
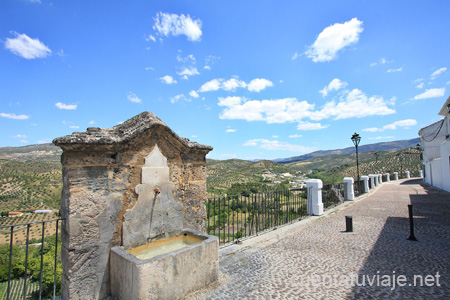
{"left": 185, "top": 179, "right": 450, "bottom": 299}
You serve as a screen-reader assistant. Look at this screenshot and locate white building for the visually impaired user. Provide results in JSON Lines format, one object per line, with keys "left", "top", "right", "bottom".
{"left": 418, "top": 96, "right": 450, "bottom": 193}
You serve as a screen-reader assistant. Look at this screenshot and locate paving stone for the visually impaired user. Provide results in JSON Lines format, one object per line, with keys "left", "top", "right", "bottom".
{"left": 184, "top": 179, "right": 450, "bottom": 299}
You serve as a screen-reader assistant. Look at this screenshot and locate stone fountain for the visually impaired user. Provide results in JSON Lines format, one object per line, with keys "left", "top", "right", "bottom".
{"left": 53, "top": 112, "right": 218, "bottom": 300}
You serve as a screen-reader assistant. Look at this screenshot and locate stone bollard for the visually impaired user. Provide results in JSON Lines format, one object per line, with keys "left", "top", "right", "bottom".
{"left": 419, "top": 170, "right": 423, "bottom": 178}
{"left": 374, "top": 174, "right": 379, "bottom": 186}
{"left": 405, "top": 171, "right": 410, "bottom": 179}
{"left": 378, "top": 174, "right": 382, "bottom": 184}
{"left": 360, "top": 176, "right": 369, "bottom": 193}
{"left": 393, "top": 172, "right": 398, "bottom": 180}
{"left": 343, "top": 177, "right": 355, "bottom": 201}
{"left": 306, "top": 179, "right": 324, "bottom": 216}
{"left": 368, "top": 175, "right": 376, "bottom": 189}
{"left": 385, "top": 173, "right": 390, "bottom": 182}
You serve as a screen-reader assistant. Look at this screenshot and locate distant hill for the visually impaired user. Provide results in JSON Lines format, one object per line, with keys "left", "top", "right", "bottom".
{"left": 275, "top": 138, "right": 420, "bottom": 164}
{"left": 0, "top": 143, "right": 61, "bottom": 162}
{"left": 206, "top": 159, "right": 298, "bottom": 194}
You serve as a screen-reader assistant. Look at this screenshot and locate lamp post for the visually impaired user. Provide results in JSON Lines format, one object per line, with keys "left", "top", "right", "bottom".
{"left": 351, "top": 133, "right": 361, "bottom": 180}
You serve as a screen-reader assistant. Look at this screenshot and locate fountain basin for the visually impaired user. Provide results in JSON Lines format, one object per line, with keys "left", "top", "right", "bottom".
{"left": 110, "top": 230, "right": 219, "bottom": 300}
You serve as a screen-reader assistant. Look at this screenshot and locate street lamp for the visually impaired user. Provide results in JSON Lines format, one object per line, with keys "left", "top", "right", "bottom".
{"left": 351, "top": 133, "right": 361, "bottom": 180}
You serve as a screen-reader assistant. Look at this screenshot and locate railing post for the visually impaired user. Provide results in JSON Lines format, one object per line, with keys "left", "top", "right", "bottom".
{"left": 306, "top": 179, "right": 323, "bottom": 216}
{"left": 405, "top": 171, "right": 410, "bottom": 178}
{"left": 368, "top": 175, "right": 376, "bottom": 189}
{"left": 393, "top": 172, "right": 399, "bottom": 180}
{"left": 360, "top": 176, "right": 369, "bottom": 193}
{"left": 385, "top": 173, "right": 390, "bottom": 182}
{"left": 419, "top": 170, "right": 423, "bottom": 178}
{"left": 378, "top": 174, "right": 382, "bottom": 184}
{"left": 343, "top": 177, "right": 355, "bottom": 201}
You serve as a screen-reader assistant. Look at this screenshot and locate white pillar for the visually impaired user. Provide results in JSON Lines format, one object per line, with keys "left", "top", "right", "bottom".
{"left": 306, "top": 179, "right": 323, "bottom": 216}
{"left": 343, "top": 177, "right": 355, "bottom": 201}
{"left": 393, "top": 172, "right": 398, "bottom": 180}
{"left": 419, "top": 170, "right": 423, "bottom": 178}
{"left": 378, "top": 174, "right": 382, "bottom": 184}
{"left": 405, "top": 171, "right": 410, "bottom": 179}
{"left": 368, "top": 175, "right": 376, "bottom": 189}
{"left": 360, "top": 176, "right": 369, "bottom": 193}
{"left": 385, "top": 173, "right": 390, "bottom": 182}
{"left": 374, "top": 174, "right": 379, "bottom": 186}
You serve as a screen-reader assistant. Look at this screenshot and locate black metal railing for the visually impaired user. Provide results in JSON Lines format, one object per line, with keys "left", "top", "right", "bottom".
{"left": 322, "top": 183, "right": 345, "bottom": 209}
{"left": 0, "top": 218, "right": 63, "bottom": 300}
{"left": 207, "top": 188, "right": 307, "bottom": 246}
{"left": 354, "top": 179, "right": 365, "bottom": 197}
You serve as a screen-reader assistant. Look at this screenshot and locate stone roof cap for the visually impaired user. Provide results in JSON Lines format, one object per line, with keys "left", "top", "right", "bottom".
{"left": 53, "top": 111, "right": 213, "bottom": 151}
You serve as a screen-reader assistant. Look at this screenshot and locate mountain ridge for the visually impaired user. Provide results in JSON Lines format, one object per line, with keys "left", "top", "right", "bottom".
{"left": 274, "top": 138, "right": 420, "bottom": 164}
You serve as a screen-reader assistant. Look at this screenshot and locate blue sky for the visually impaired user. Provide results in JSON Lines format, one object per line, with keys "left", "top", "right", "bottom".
{"left": 1, "top": 0, "right": 449, "bottom": 160}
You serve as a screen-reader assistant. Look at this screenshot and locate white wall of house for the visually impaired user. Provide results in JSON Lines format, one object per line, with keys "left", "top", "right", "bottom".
{"left": 419, "top": 96, "right": 450, "bottom": 193}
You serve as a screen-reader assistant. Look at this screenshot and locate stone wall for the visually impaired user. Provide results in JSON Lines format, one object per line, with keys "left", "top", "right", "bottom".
{"left": 53, "top": 112, "right": 212, "bottom": 300}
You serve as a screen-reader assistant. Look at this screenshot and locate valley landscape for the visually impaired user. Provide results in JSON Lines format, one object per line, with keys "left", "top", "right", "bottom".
{"left": 0, "top": 138, "right": 421, "bottom": 228}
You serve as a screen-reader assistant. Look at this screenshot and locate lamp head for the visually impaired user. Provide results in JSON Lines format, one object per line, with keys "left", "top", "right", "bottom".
{"left": 351, "top": 132, "right": 361, "bottom": 147}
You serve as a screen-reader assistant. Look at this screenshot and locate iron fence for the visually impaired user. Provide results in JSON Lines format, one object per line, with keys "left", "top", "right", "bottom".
{"left": 0, "top": 218, "right": 63, "bottom": 300}
{"left": 207, "top": 188, "right": 307, "bottom": 246}
{"left": 322, "top": 183, "right": 345, "bottom": 209}
{"left": 354, "top": 179, "right": 365, "bottom": 197}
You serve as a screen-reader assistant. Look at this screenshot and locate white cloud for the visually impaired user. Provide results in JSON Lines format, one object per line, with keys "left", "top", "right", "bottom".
{"left": 176, "top": 53, "right": 196, "bottom": 63}
{"left": 363, "top": 119, "right": 417, "bottom": 132}
{"left": 370, "top": 57, "right": 387, "bottom": 67}
{"left": 198, "top": 77, "right": 273, "bottom": 93}
{"left": 218, "top": 97, "right": 316, "bottom": 123}
{"left": 55, "top": 102, "right": 77, "bottom": 110}
{"left": 297, "top": 121, "right": 328, "bottom": 130}
{"left": 416, "top": 82, "right": 424, "bottom": 89}
{"left": 305, "top": 18, "right": 363, "bottom": 62}
{"left": 319, "top": 78, "right": 348, "bottom": 97}
{"left": 5, "top": 32, "right": 51, "bottom": 59}
{"left": 199, "top": 79, "right": 222, "bottom": 92}
{"left": 153, "top": 12, "right": 202, "bottom": 41}
{"left": 247, "top": 78, "right": 274, "bottom": 92}
{"left": 218, "top": 89, "right": 395, "bottom": 128}
{"left": 289, "top": 134, "right": 303, "bottom": 138}
{"left": 311, "top": 89, "right": 395, "bottom": 120}
{"left": 189, "top": 90, "right": 199, "bottom": 98}
{"left": 362, "top": 127, "right": 379, "bottom": 133}
{"left": 13, "top": 134, "right": 27, "bottom": 138}
{"left": 0, "top": 113, "right": 29, "bottom": 120}
{"left": 127, "top": 92, "right": 142, "bottom": 104}
{"left": 222, "top": 78, "right": 247, "bottom": 91}
{"left": 243, "top": 139, "right": 315, "bottom": 153}
{"left": 69, "top": 125, "right": 80, "bottom": 129}
{"left": 204, "top": 55, "right": 219, "bottom": 70}
{"left": 170, "top": 94, "right": 189, "bottom": 104}
{"left": 177, "top": 67, "right": 200, "bottom": 79}
{"left": 387, "top": 67, "right": 403, "bottom": 73}
{"left": 291, "top": 52, "right": 300, "bottom": 60}
{"left": 27, "top": 0, "right": 41, "bottom": 3}
{"left": 431, "top": 67, "right": 447, "bottom": 79}
{"left": 447, "top": 81, "right": 450, "bottom": 85}
{"left": 146, "top": 35, "right": 156, "bottom": 42}
{"left": 160, "top": 75, "right": 177, "bottom": 85}
{"left": 411, "top": 88, "right": 445, "bottom": 100}
{"left": 89, "top": 120, "right": 95, "bottom": 125}
{"left": 226, "top": 129, "right": 236, "bottom": 133}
